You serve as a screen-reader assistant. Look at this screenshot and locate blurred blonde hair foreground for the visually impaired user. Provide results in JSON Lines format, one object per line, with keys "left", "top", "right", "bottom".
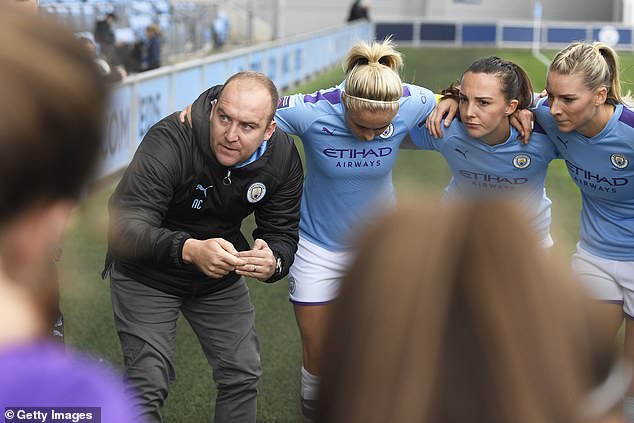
{"left": 0, "top": 4, "right": 106, "bottom": 335}
{"left": 318, "top": 198, "right": 618, "bottom": 423}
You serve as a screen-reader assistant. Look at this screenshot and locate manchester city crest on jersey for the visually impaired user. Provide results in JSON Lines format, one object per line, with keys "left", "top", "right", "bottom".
{"left": 379, "top": 124, "right": 394, "bottom": 139}
{"left": 246, "top": 182, "right": 266, "bottom": 203}
{"left": 610, "top": 153, "right": 629, "bottom": 169}
{"left": 512, "top": 154, "right": 531, "bottom": 169}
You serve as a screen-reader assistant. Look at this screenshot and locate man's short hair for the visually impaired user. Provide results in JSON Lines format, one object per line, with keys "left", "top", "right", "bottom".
{"left": 219, "top": 71, "right": 280, "bottom": 122}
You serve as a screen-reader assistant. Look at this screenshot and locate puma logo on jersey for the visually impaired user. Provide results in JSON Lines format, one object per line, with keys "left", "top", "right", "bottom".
{"left": 455, "top": 148, "right": 468, "bottom": 160}
{"left": 556, "top": 136, "right": 570, "bottom": 149}
{"left": 321, "top": 126, "right": 336, "bottom": 136}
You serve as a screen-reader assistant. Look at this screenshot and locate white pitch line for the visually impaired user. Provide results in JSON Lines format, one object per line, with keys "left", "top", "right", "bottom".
{"left": 532, "top": 50, "right": 550, "bottom": 67}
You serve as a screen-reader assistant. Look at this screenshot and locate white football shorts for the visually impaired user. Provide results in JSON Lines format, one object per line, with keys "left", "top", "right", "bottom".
{"left": 288, "top": 236, "right": 353, "bottom": 305}
{"left": 572, "top": 243, "right": 634, "bottom": 317}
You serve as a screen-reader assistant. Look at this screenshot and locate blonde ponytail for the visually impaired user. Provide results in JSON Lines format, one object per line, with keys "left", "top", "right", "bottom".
{"left": 342, "top": 38, "right": 403, "bottom": 113}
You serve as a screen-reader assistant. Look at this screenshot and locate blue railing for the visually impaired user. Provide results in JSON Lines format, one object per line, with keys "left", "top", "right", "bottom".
{"left": 376, "top": 19, "right": 634, "bottom": 50}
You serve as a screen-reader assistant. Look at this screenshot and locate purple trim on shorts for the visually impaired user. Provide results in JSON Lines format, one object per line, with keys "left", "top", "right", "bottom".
{"left": 595, "top": 299, "right": 624, "bottom": 305}
{"left": 301, "top": 398, "right": 318, "bottom": 419}
{"left": 594, "top": 300, "right": 632, "bottom": 319}
{"left": 289, "top": 299, "right": 335, "bottom": 306}
{"left": 618, "top": 106, "right": 634, "bottom": 129}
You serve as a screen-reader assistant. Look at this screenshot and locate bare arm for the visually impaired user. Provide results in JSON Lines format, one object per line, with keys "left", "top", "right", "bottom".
{"left": 509, "top": 109, "right": 535, "bottom": 144}
{"left": 425, "top": 97, "right": 459, "bottom": 139}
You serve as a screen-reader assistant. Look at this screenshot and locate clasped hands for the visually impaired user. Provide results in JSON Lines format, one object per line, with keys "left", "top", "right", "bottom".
{"left": 182, "top": 237, "right": 276, "bottom": 281}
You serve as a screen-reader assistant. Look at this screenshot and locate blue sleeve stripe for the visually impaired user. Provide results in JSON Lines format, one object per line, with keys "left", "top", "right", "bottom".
{"left": 403, "top": 85, "right": 411, "bottom": 97}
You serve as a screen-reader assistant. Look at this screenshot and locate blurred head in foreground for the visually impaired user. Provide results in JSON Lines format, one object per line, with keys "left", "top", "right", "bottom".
{"left": 317, "top": 199, "right": 624, "bottom": 423}
{"left": 0, "top": 5, "right": 106, "bottom": 341}
{"left": 5, "top": 0, "right": 38, "bottom": 13}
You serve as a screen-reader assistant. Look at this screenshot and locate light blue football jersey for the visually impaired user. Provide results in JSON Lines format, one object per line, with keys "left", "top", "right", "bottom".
{"left": 534, "top": 98, "right": 634, "bottom": 260}
{"left": 410, "top": 119, "right": 559, "bottom": 244}
{"left": 275, "top": 83, "right": 436, "bottom": 251}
